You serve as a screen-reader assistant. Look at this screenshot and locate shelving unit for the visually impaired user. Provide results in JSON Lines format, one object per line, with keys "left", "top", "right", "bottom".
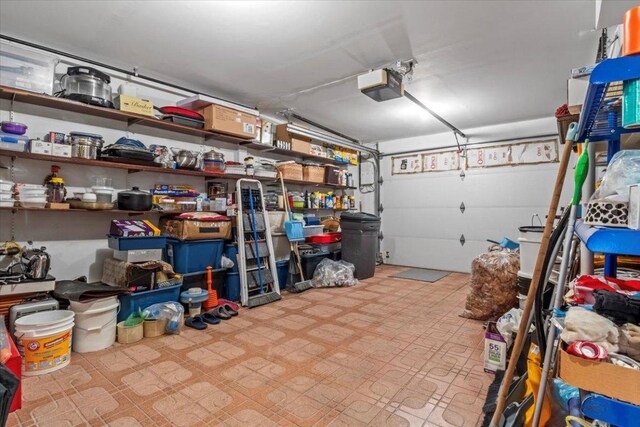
{"left": 560, "top": 55, "right": 640, "bottom": 425}
{"left": 0, "top": 149, "right": 357, "bottom": 190}
{"left": 0, "top": 206, "right": 182, "bottom": 215}
{"left": 574, "top": 54, "right": 640, "bottom": 277}
{"left": 0, "top": 86, "right": 249, "bottom": 143}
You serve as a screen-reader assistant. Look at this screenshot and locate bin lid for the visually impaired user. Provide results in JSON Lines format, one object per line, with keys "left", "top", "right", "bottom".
{"left": 518, "top": 226, "right": 544, "bottom": 233}
{"left": 340, "top": 212, "right": 380, "bottom": 222}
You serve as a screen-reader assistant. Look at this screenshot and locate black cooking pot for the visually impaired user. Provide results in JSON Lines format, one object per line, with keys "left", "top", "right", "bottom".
{"left": 118, "top": 187, "right": 152, "bottom": 211}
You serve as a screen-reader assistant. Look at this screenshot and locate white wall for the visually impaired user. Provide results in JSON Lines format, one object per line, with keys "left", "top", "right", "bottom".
{"left": 377, "top": 117, "right": 576, "bottom": 273}
{"left": 0, "top": 48, "right": 356, "bottom": 282}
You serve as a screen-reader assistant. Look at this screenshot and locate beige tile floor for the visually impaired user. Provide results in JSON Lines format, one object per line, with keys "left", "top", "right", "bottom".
{"left": 8, "top": 265, "right": 491, "bottom": 427}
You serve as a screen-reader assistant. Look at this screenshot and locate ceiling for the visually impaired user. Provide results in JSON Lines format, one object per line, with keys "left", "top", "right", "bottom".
{"left": 0, "top": 1, "right": 626, "bottom": 143}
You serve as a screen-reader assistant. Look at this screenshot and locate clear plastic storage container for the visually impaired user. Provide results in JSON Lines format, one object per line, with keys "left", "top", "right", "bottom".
{"left": 0, "top": 40, "right": 57, "bottom": 95}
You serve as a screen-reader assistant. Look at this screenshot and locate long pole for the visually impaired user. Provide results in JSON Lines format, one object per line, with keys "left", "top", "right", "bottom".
{"left": 489, "top": 124, "right": 576, "bottom": 426}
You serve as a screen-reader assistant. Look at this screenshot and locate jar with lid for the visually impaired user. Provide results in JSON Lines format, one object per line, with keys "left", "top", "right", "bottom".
{"left": 47, "top": 177, "right": 65, "bottom": 203}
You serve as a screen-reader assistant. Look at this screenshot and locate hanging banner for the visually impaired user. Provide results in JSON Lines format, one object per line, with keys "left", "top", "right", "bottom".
{"left": 391, "top": 154, "right": 422, "bottom": 175}
{"left": 511, "top": 139, "right": 558, "bottom": 164}
{"left": 466, "top": 138, "right": 558, "bottom": 168}
{"left": 466, "top": 145, "right": 511, "bottom": 168}
{"left": 422, "top": 150, "right": 461, "bottom": 172}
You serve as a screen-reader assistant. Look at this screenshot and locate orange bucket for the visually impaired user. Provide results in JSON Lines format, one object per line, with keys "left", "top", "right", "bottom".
{"left": 623, "top": 6, "right": 640, "bottom": 56}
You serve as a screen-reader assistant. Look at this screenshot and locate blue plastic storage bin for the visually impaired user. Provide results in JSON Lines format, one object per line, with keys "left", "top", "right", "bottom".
{"left": 224, "top": 244, "right": 239, "bottom": 273}
{"left": 165, "top": 239, "right": 224, "bottom": 274}
{"left": 276, "top": 259, "right": 289, "bottom": 289}
{"left": 225, "top": 272, "right": 240, "bottom": 302}
{"left": 108, "top": 235, "right": 166, "bottom": 251}
{"left": 117, "top": 282, "right": 181, "bottom": 322}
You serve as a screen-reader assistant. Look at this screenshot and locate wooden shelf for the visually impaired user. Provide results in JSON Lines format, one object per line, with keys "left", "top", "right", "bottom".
{"left": 0, "top": 149, "right": 357, "bottom": 190}
{"left": 269, "top": 147, "right": 355, "bottom": 167}
{"left": 0, "top": 206, "right": 182, "bottom": 215}
{"left": 0, "top": 86, "right": 250, "bottom": 143}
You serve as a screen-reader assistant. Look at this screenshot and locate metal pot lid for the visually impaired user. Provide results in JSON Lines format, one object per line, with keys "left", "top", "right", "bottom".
{"left": 119, "top": 186, "right": 151, "bottom": 196}
{"left": 203, "top": 149, "right": 224, "bottom": 160}
{"left": 66, "top": 66, "right": 111, "bottom": 84}
{"left": 69, "top": 131, "right": 103, "bottom": 139}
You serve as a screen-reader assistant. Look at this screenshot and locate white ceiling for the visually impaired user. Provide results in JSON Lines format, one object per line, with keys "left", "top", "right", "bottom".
{"left": 0, "top": 1, "right": 626, "bottom": 143}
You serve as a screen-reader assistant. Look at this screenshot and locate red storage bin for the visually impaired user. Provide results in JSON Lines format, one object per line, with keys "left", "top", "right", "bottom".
{"left": 306, "top": 233, "right": 341, "bottom": 244}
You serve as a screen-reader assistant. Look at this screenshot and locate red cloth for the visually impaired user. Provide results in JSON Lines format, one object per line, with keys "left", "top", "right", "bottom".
{"left": 572, "top": 275, "right": 640, "bottom": 304}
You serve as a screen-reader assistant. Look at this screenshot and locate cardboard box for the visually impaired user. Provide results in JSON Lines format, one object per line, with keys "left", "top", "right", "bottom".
{"left": 558, "top": 347, "right": 640, "bottom": 405}
{"left": 45, "top": 131, "right": 65, "bottom": 144}
{"left": 159, "top": 214, "right": 231, "bottom": 241}
{"left": 291, "top": 139, "right": 311, "bottom": 154}
{"left": 29, "top": 139, "right": 52, "bottom": 155}
{"left": 110, "top": 220, "right": 160, "bottom": 237}
{"left": 310, "top": 144, "right": 324, "bottom": 157}
{"left": 114, "top": 95, "right": 154, "bottom": 117}
{"left": 484, "top": 321, "right": 507, "bottom": 373}
{"left": 52, "top": 144, "right": 72, "bottom": 157}
{"left": 198, "top": 104, "right": 257, "bottom": 139}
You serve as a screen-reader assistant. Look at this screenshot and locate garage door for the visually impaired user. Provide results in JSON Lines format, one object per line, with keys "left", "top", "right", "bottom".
{"left": 380, "top": 155, "right": 574, "bottom": 273}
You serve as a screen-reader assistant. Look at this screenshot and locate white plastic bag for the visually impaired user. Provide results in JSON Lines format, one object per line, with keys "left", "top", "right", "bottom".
{"left": 220, "top": 255, "right": 234, "bottom": 269}
{"left": 311, "top": 259, "right": 358, "bottom": 288}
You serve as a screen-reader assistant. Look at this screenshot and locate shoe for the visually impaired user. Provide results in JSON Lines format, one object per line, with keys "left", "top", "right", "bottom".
{"left": 221, "top": 303, "right": 238, "bottom": 316}
{"left": 202, "top": 312, "right": 221, "bottom": 325}
{"left": 217, "top": 299, "right": 239, "bottom": 311}
{"left": 185, "top": 315, "right": 208, "bottom": 330}
{"left": 210, "top": 306, "right": 231, "bottom": 320}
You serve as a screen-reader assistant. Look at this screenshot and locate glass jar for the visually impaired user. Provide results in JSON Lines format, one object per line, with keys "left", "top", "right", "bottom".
{"left": 47, "top": 177, "right": 65, "bottom": 203}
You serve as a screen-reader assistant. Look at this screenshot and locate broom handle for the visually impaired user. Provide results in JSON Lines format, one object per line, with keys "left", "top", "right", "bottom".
{"left": 490, "top": 131, "right": 575, "bottom": 427}
{"left": 278, "top": 171, "right": 291, "bottom": 218}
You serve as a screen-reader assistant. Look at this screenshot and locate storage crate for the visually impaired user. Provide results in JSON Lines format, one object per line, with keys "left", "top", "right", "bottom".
{"left": 303, "top": 225, "right": 324, "bottom": 237}
{"left": 0, "top": 40, "right": 57, "bottom": 95}
{"left": 117, "top": 282, "right": 181, "bottom": 322}
{"left": 303, "top": 165, "right": 325, "bottom": 183}
{"left": 325, "top": 166, "right": 341, "bottom": 185}
{"left": 165, "top": 239, "right": 224, "bottom": 274}
{"left": 108, "top": 235, "right": 167, "bottom": 251}
{"left": 277, "top": 163, "right": 303, "bottom": 180}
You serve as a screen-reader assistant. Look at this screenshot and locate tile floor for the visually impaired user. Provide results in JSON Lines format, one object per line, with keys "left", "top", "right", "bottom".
{"left": 8, "top": 265, "right": 491, "bottom": 427}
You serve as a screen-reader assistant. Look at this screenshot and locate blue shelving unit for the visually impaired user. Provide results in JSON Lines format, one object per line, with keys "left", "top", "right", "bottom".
{"left": 565, "top": 55, "right": 640, "bottom": 427}
{"left": 574, "top": 220, "right": 640, "bottom": 256}
{"left": 574, "top": 55, "right": 640, "bottom": 277}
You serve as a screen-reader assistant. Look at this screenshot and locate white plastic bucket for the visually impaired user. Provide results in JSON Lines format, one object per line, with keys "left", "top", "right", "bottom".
{"left": 518, "top": 226, "right": 544, "bottom": 275}
{"left": 14, "top": 310, "right": 75, "bottom": 376}
{"left": 70, "top": 297, "right": 119, "bottom": 353}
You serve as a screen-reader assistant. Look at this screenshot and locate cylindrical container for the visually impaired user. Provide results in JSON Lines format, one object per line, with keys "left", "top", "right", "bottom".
{"left": 623, "top": 6, "right": 640, "bottom": 56}
{"left": 69, "top": 297, "right": 118, "bottom": 353}
{"left": 116, "top": 321, "right": 143, "bottom": 344}
{"left": 225, "top": 272, "right": 240, "bottom": 302}
{"left": 517, "top": 226, "right": 544, "bottom": 275}
{"left": 14, "top": 310, "right": 75, "bottom": 376}
{"left": 46, "top": 178, "right": 65, "bottom": 203}
{"left": 623, "top": 78, "right": 640, "bottom": 129}
{"left": 143, "top": 318, "right": 167, "bottom": 338}
{"left": 69, "top": 133, "right": 103, "bottom": 159}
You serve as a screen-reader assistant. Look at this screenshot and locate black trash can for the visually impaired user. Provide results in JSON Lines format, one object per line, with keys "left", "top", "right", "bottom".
{"left": 340, "top": 212, "right": 381, "bottom": 279}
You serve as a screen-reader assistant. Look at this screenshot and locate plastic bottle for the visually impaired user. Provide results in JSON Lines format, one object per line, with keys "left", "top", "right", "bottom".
{"left": 335, "top": 195, "right": 342, "bottom": 209}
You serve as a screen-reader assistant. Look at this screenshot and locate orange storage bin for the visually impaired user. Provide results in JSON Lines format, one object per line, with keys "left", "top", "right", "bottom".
{"left": 623, "top": 5, "right": 640, "bottom": 56}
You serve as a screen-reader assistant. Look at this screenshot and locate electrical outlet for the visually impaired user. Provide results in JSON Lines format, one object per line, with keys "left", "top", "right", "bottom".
{"left": 385, "top": 251, "right": 390, "bottom": 259}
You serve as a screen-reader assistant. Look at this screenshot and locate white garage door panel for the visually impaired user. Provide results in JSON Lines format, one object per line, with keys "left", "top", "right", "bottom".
{"left": 383, "top": 236, "right": 490, "bottom": 273}
{"left": 381, "top": 148, "right": 576, "bottom": 272}
{"left": 382, "top": 207, "right": 466, "bottom": 238}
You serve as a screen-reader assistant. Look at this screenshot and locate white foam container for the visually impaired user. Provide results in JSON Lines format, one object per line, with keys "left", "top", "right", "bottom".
{"left": 69, "top": 297, "right": 119, "bottom": 353}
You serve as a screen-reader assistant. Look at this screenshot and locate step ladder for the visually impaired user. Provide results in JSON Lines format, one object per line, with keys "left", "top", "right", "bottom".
{"left": 236, "top": 179, "right": 281, "bottom": 307}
